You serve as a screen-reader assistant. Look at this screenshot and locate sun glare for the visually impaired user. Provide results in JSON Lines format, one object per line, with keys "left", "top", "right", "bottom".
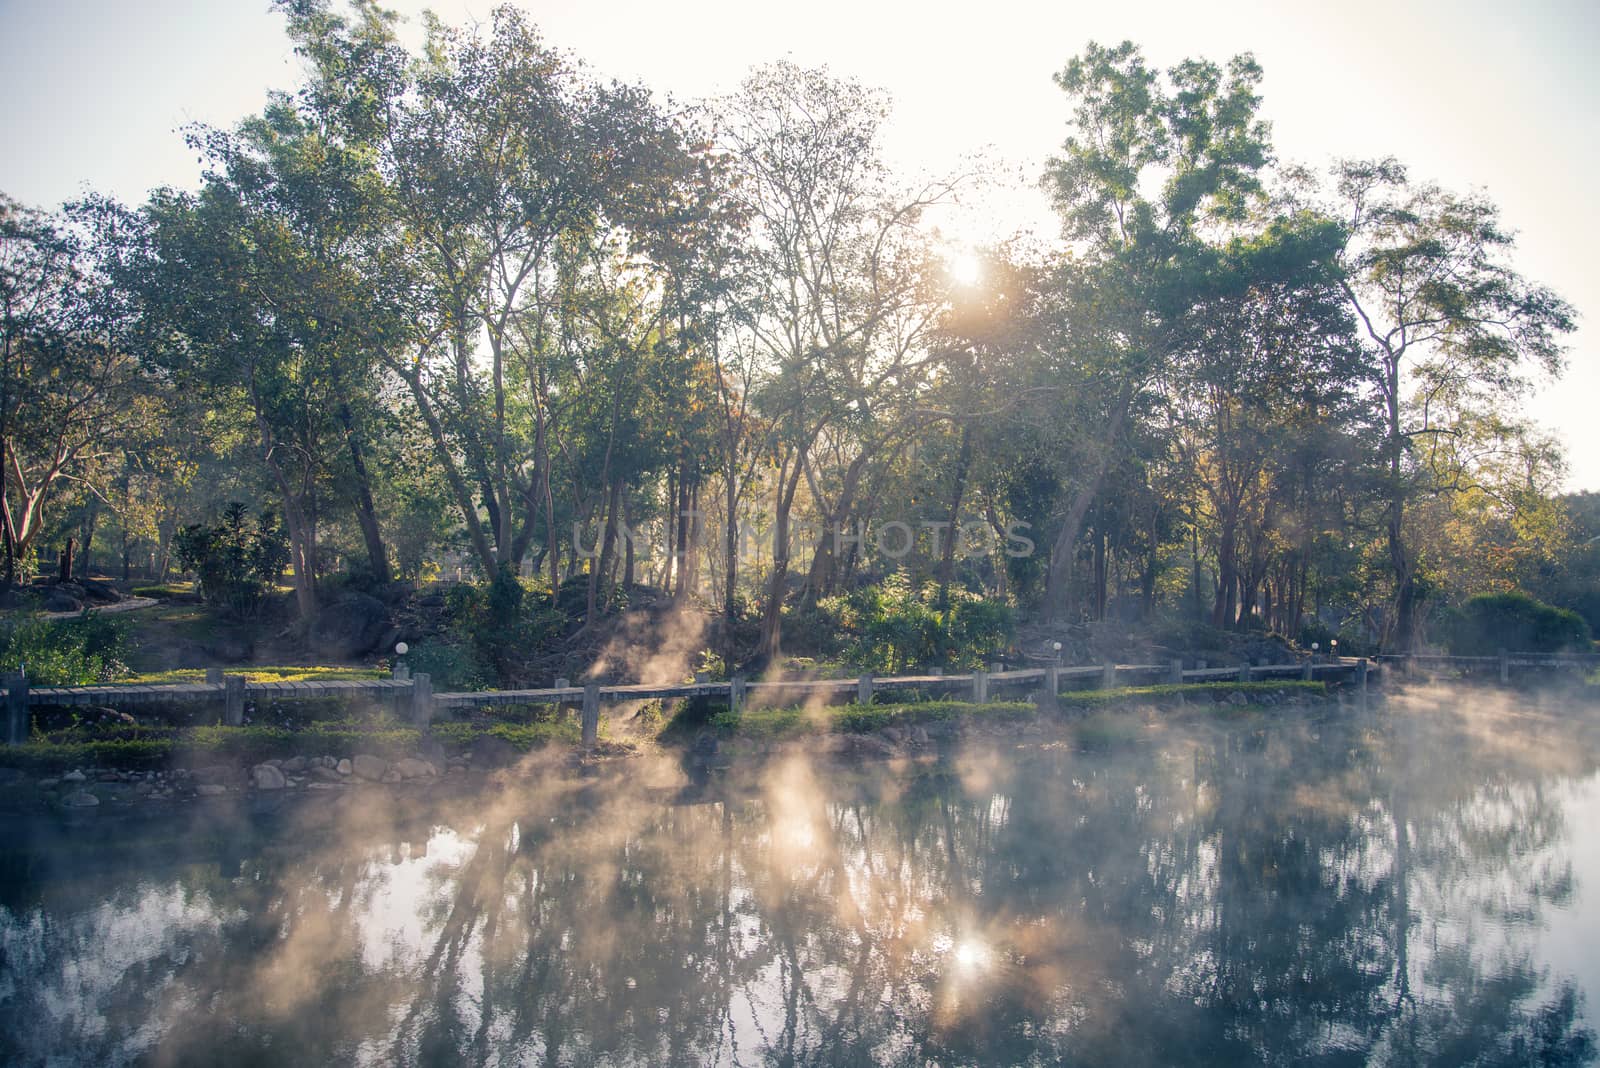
{"left": 948, "top": 250, "right": 982, "bottom": 287}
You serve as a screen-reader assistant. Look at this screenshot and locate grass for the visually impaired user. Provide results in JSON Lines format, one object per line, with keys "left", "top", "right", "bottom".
{"left": 712, "top": 699, "right": 1037, "bottom": 741}
{"left": 705, "top": 681, "right": 1327, "bottom": 743}
{"left": 2, "top": 717, "right": 580, "bottom": 771}
{"left": 123, "top": 665, "right": 385, "bottom": 685}
{"left": 130, "top": 582, "right": 196, "bottom": 599}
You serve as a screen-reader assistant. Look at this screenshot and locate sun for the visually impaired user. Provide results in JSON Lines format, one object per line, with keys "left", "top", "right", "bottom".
{"left": 947, "top": 250, "right": 982, "bottom": 287}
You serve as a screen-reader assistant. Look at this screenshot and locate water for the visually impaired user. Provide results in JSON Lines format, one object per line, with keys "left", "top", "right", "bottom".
{"left": 3, "top": 687, "right": 1599, "bottom": 1066}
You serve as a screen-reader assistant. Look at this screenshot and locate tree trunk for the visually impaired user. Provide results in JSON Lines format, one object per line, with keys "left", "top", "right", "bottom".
{"left": 337, "top": 404, "right": 391, "bottom": 584}
{"left": 1043, "top": 382, "right": 1133, "bottom": 621}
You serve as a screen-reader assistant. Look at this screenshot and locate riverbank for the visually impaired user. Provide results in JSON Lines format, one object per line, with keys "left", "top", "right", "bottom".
{"left": 0, "top": 680, "right": 1337, "bottom": 812}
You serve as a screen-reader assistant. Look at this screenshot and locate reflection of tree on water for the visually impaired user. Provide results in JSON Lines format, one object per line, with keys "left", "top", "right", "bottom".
{"left": 0, "top": 692, "right": 1597, "bottom": 1065}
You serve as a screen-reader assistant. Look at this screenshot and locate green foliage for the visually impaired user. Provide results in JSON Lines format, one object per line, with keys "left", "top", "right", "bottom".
{"left": 822, "top": 574, "right": 1014, "bottom": 673}
{"left": 431, "top": 719, "right": 580, "bottom": 750}
{"left": 1441, "top": 592, "right": 1593, "bottom": 656}
{"left": 427, "top": 570, "right": 567, "bottom": 686}
{"left": 711, "top": 699, "right": 1035, "bottom": 740}
{"left": 0, "top": 614, "right": 129, "bottom": 685}
{"left": 172, "top": 503, "right": 291, "bottom": 619}
{"left": 403, "top": 640, "right": 492, "bottom": 692}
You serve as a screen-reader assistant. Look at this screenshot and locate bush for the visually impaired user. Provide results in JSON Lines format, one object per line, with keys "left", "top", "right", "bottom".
{"left": 821, "top": 574, "right": 1014, "bottom": 673}
{"left": 0, "top": 614, "right": 129, "bottom": 685}
{"left": 173, "top": 503, "right": 291, "bottom": 619}
{"left": 1441, "top": 592, "right": 1593, "bottom": 656}
{"left": 403, "top": 640, "right": 492, "bottom": 691}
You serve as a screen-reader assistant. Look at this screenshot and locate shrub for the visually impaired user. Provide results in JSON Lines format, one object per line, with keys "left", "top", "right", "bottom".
{"left": 0, "top": 614, "right": 129, "bottom": 685}
{"left": 1441, "top": 592, "right": 1593, "bottom": 656}
{"left": 173, "top": 503, "right": 291, "bottom": 619}
{"left": 822, "top": 574, "right": 1014, "bottom": 673}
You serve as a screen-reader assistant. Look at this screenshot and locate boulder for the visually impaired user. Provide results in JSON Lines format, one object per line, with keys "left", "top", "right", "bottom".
{"left": 61, "top": 769, "right": 87, "bottom": 783}
{"left": 309, "top": 593, "right": 391, "bottom": 660}
{"left": 280, "top": 756, "right": 308, "bottom": 773}
{"left": 311, "top": 765, "right": 343, "bottom": 783}
{"left": 469, "top": 734, "right": 519, "bottom": 767}
{"left": 36, "top": 778, "right": 60, "bottom": 790}
{"left": 78, "top": 578, "right": 122, "bottom": 603}
{"left": 336, "top": 758, "right": 353, "bottom": 776}
{"left": 392, "top": 757, "right": 437, "bottom": 780}
{"left": 61, "top": 790, "right": 100, "bottom": 808}
{"left": 44, "top": 589, "right": 82, "bottom": 613}
{"left": 203, "top": 634, "right": 255, "bottom": 661}
{"left": 251, "top": 764, "right": 287, "bottom": 790}
{"left": 195, "top": 784, "right": 227, "bottom": 797}
{"left": 351, "top": 754, "right": 388, "bottom": 781}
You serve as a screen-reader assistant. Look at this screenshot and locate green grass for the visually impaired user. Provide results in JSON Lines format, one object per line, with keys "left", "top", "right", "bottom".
{"left": 705, "top": 681, "right": 1327, "bottom": 743}
{"left": 712, "top": 699, "right": 1036, "bottom": 740}
{"left": 1, "top": 717, "right": 580, "bottom": 771}
{"left": 130, "top": 582, "right": 195, "bottom": 599}
{"left": 1055, "top": 680, "right": 1325, "bottom": 712}
{"left": 123, "top": 665, "right": 385, "bottom": 685}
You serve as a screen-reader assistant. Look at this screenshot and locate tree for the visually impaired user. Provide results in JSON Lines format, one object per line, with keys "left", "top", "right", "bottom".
{"left": 719, "top": 60, "right": 954, "bottom": 660}
{"left": 0, "top": 196, "right": 150, "bottom": 586}
{"left": 1039, "top": 41, "right": 1273, "bottom": 621}
{"left": 1329, "top": 158, "right": 1575, "bottom": 649}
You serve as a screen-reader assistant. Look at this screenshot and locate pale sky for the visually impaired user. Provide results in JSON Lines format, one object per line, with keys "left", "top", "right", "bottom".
{"left": 3, "top": 0, "right": 1596, "bottom": 488}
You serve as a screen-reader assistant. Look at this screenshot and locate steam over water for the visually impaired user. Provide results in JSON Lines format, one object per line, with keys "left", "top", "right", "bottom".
{"left": 3, "top": 687, "right": 1600, "bottom": 1066}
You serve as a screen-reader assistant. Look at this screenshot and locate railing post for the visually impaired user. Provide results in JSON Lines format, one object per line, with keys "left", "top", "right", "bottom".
{"left": 5, "top": 674, "right": 28, "bottom": 746}
{"left": 581, "top": 681, "right": 601, "bottom": 747}
{"left": 1169, "top": 658, "right": 1183, "bottom": 684}
{"left": 1101, "top": 660, "right": 1117, "bottom": 691}
{"left": 223, "top": 674, "right": 246, "bottom": 726}
{"left": 205, "top": 667, "right": 223, "bottom": 685}
{"left": 1301, "top": 660, "right": 1314, "bottom": 681}
{"left": 554, "top": 678, "right": 569, "bottom": 721}
{"left": 1046, "top": 664, "right": 1060, "bottom": 696}
{"left": 972, "top": 669, "right": 989, "bottom": 704}
{"left": 730, "top": 674, "right": 746, "bottom": 715}
{"left": 1238, "top": 661, "right": 1252, "bottom": 683}
{"left": 1357, "top": 659, "right": 1369, "bottom": 695}
{"left": 1499, "top": 648, "right": 1510, "bottom": 684}
{"left": 857, "top": 673, "right": 874, "bottom": 705}
{"left": 392, "top": 662, "right": 410, "bottom": 682}
{"left": 410, "top": 672, "right": 434, "bottom": 728}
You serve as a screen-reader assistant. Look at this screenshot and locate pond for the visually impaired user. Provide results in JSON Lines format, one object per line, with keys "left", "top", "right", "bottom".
{"left": 2, "top": 686, "right": 1599, "bottom": 1066}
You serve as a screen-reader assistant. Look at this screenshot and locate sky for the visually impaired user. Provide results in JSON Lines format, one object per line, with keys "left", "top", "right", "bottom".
{"left": 2, "top": 0, "right": 1596, "bottom": 488}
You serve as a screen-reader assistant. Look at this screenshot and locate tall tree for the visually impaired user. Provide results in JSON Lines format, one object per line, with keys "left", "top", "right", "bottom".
{"left": 1330, "top": 159, "right": 1575, "bottom": 649}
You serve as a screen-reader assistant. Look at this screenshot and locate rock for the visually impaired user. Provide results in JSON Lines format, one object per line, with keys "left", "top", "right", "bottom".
{"left": 196, "top": 784, "right": 227, "bottom": 797}
{"left": 849, "top": 735, "right": 896, "bottom": 759}
{"left": 37, "top": 778, "right": 60, "bottom": 790}
{"left": 880, "top": 726, "right": 906, "bottom": 744}
{"left": 79, "top": 577, "right": 123, "bottom": 603}
{"left": 61, "top": 769, "right": 87, "bottom": 783}
{"left": 203, "top": 635, "right": 254, "bottom": 661}
{"left": 280, "top": 756, "right": 308, "bottom": 773}
{"left": 264, "top": 758, "right": 285, "bottom": 768}
{"left": 135, "top": 782, "right": 154, "bottom": 795}
{"left": 307, "top": 781, "right": 344, "bottom": 790}
{"left": 61, "top": 790, "right": 99, "bottom": 808}
{"left": 192, "top": 765, "right": 236, "bottom": 785}
{"left": 380, "top": 768, "right": 402, "bottom": 784}
{"left": 1227, "top": 691, "right": 1249, "bottom": 706}
{"left": 351, "top": 754, "right": 388, "bottom": 781}
{"left": 912, "top": 727, "right": 931, "bottom": 745}
{"left": 308, "top": 592, "right": 391, "bottom": 659}
{"left": 44, "top": 589, "right": 83, "bottom": 613}
{"left": 392, "top": 757, "right": 437, "bottom": 780}
{"left": 311, "top": 765, "right": 343, "bottom": 783}
{"left": 469, "top": 734, "right": 519, "bottom": 767}
{"left": 336, "top": 758, "right": 353, "bottom": 776}
{"left": 251, "top": 764, "right": 287, "bottom": 790}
